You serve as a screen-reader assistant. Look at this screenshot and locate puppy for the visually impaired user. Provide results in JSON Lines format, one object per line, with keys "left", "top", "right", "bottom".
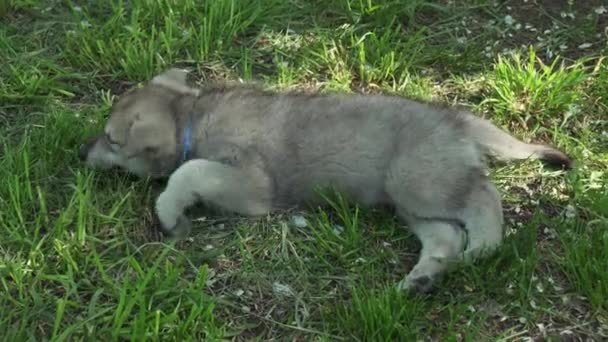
{"left": 80, "top": 68, "right": 572, "bottom": 293}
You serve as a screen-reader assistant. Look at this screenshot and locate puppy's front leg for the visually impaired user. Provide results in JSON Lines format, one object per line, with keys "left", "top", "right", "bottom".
{"left": 155, "top": 159, "right": 273, "bottom": 237}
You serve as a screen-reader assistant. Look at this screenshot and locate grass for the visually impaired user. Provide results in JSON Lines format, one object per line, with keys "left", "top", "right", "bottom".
{"left": 1, "top": 0, "right": 607, "bottom": 340}
{"left": 483, "top": 47, "right": 589, "bottom": 131}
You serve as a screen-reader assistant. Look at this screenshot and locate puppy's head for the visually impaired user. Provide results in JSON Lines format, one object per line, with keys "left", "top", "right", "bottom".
{"left": 79, "top": 68, "right": 199, "bottom": 178}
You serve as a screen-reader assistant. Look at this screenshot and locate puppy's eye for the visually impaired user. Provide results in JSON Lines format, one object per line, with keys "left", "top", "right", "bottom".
{"left": 105, "top": 133, "right": 116, "bottom": 143}
{"left": 105, "top": 133, "right": 121, "bottom": 150}
{"left": 144, "top": 146, "right": 159, "bottom": 155}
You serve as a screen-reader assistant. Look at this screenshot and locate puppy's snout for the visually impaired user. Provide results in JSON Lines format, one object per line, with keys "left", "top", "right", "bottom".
{"left": 79, "top": 137, "right": 98, "bottom": 161}
{"left": 78, "top": 144, "right": 89, "bottom": 161}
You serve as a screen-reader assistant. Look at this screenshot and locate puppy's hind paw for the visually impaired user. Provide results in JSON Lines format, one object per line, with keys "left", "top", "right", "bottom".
{"left": 397, "top": 273, "right": 436, "bottom": 295}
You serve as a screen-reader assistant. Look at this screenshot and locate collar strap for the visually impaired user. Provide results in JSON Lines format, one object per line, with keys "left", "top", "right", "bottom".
{"left": 180, "top": 114, "right": 194, "bottom": 164}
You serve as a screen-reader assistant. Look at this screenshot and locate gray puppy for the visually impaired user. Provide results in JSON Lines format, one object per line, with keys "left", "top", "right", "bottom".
{"left": 80, "top": 68, "right": 572, "bottom": 293}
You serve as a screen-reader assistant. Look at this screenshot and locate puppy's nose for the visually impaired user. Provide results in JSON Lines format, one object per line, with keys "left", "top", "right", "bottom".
{"left": 79, "top": 136, "right": 98, "bottom": 161}
{"left": 78, "top": 144, "right": 89, "bottom": 161}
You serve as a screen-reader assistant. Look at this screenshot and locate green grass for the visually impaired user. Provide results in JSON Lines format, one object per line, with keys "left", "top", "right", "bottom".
{"left": 1, "top": 0, "right": 607, "bottom": 340}
{"left": 483, "top": 47, "right": 589, "bottom": 131}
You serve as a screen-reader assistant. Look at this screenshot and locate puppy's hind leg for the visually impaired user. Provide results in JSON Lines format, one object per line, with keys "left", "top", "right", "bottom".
{"left": 397, "top": 219, "right": 467, "bottom": 293}
{"left": 155, "top": 159, "right": 273, "bottom": 238}
{"left": 394, "top": 179, "right": 505, "bottom": 293}
{"left": 461, "top": 180, "right": 504, "bottom": 262}
{"left": 384, "top": 139, "right": 492, "bottom": 293}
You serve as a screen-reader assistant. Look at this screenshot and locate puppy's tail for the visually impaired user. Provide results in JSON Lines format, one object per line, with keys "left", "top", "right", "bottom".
{"left": 464, "top": 115, "right": 573, "bottom": 169}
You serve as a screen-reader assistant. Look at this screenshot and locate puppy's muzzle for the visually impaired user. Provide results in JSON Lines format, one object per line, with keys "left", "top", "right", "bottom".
{"left": 79, "top": 136, "right": 99, "bottom": 161}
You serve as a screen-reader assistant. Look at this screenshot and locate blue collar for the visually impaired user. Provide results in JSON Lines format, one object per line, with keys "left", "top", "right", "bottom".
{"left": 180, "top": 115, "right": 194, "bottom": 164}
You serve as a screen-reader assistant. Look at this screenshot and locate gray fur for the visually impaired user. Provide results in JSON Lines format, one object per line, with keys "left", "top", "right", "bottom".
{"left": 80, "top": 68, "right": 572, "bottom": 294}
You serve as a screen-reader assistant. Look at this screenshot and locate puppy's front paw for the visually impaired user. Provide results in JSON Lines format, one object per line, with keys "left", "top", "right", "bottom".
{"left": 160, "top": 214, "right": 192, "bottom": 239}
{"left": 156, "top": 191, "right": 191, "bottom": 239}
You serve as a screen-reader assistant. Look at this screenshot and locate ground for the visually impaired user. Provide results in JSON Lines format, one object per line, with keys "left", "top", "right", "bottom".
{"left": 0, "top": 0, "right": 607, "bottom": 340}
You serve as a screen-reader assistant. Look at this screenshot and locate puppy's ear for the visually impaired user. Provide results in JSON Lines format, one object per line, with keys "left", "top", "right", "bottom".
{"left": 153, "top": 68, "right": 188, "bottom": 84}
{"left": 151, "top": 68, "right": 199, "bottom": 96}
{"left": 123, "top": 115, "right": 176, "bottom": 159}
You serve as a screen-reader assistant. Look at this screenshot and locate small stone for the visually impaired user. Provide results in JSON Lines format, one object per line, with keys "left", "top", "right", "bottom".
{"left": 578, "top": 43, "right": 592, "bottom": 49}
{"left": 291, "top": 215, "right": 308, "bottom": 228}
{"left": 332, "top": 224, "right": 344, "bottom": 235}
{"left": 564, "top": 204, "right": 577, "bottom": 219}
